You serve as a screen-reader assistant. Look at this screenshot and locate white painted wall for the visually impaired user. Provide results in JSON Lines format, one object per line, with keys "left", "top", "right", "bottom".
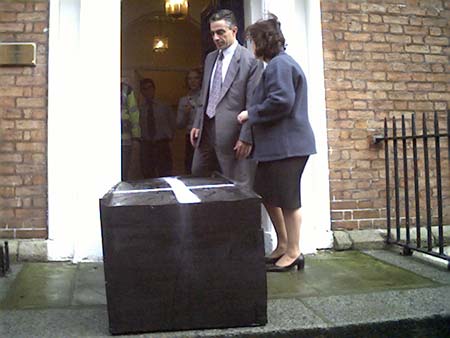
{"left": 48, "top": 0, "right": 121, "bottom": 261}
{"left": 48, "top": 0, "right": 81, "bottom": 260}
{"left": 302, "top": 0, "right": 333, "bottom": 251}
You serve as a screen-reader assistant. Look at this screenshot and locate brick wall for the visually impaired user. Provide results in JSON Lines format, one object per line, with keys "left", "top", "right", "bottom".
{"left": 0, "top": 0, "right": 448, "bottom": 240}
{"left": 321, "top": 0, "right": 449, "bottom": 230}
{"left": 0, "top": 1, "right": 48, "bottom": 239}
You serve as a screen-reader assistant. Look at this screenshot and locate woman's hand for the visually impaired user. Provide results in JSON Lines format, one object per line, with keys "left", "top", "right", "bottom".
{"left": 237, "top": 110, "right": 249, "bottom": 124}
{"left": 234, "top": 140, "right": 252, "bottom": 159}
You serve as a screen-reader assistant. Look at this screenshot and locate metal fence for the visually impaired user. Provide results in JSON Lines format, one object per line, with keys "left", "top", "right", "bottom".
{"left": 0, "top": 241, "right": 10, "bottom": 277}
{"left": 377, "top": 111, "right": 449, "bottom": 270}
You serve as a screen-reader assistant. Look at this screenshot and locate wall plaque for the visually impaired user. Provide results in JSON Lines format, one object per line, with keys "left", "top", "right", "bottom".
{"left": 0, "top": 42, "right": 36, "bottom": 66}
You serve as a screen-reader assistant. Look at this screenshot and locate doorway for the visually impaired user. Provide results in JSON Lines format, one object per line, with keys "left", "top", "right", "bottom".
{"left": 121, "top": 0, "right": 213, "bottom": 178}
{"left": 120, "top": 0, "right": 333, "bottom": 254}
{"left": 47, "top": 0, "right": 331, "bottom": 262}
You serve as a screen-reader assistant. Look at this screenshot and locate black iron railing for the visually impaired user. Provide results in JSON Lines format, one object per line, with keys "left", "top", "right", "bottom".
{"left": 0, "top": 241, "right": 10, "bottom": 277}
{"left": 376, "top": 111, "right": 449, "bottom": 270}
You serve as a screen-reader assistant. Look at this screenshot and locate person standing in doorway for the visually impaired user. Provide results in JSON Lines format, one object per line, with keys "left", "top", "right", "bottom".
{"left": 190, "top": 9, "right": 263, "bottom": 187}
{"left": 237, "top": 15, "right": 316, "bottom": 272}
{"left": 176, "top": 68, "right": 202, "bottom": 174}
{"left": 139, "top": 78, "right": 176, "bottom": 178}
{"left": 120, "top": 81, "right": 141, "bottom": 181}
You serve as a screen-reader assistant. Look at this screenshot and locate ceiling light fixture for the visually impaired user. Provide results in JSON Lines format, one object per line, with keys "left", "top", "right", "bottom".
{"left": 165, "top": 0, "right": 188, "bottom": 19}
{"left": 153, "top": 36, "right": 169, "bottom": 53}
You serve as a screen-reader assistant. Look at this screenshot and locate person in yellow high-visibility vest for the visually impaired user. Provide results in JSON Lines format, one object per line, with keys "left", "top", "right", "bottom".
{"left": 121, "top": 81, "right": 141, "bottom": 180}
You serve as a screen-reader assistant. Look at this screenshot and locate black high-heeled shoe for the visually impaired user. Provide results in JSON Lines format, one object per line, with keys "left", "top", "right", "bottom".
{"left": 266, "top": 254, "right": 305, "bottom": 272}
{"left": 264, "top": 255, "right": 283, "bottom": 264}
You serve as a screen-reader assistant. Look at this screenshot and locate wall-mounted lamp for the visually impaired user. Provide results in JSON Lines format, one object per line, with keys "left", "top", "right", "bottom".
{"left": 153, "top": 36, "right": 169, "bottom": 52}
{"left": 165, "top": 0, "right": 188, "bottom": 19}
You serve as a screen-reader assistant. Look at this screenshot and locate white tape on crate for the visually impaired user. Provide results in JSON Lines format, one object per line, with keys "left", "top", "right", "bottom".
{"left": 163, "top": 177, "right": 201, "bottom": 204}
{"left": 111, "top": 179, "right": 235, "bottom": 204}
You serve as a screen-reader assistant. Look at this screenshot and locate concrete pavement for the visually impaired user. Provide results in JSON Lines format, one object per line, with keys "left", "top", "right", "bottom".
{"left": 0, "top": 247, "right": 449, "bottom": 338}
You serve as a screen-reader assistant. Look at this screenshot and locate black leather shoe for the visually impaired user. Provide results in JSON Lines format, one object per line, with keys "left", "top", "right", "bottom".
{"left": 266, "top": 254, "right": 305, "bottom": 272}
{"left": 264, "top": 255, "right": 283, "bottom": 264}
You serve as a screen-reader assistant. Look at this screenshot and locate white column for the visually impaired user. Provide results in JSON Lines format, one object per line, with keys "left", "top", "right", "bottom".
{"left": 244, "top": 0, "right": 264, "bottom": 26}
{"left": 303, "top": 0, "right": 333, "bottom": 251}
{"left": 48, "top": 0, "right": 121, "bottom": 261}
{"left": 72, "top": 0, "right": 122, "bottom": 261}
{"left": 48, "top": 0, "right": 81, "bottom": 260}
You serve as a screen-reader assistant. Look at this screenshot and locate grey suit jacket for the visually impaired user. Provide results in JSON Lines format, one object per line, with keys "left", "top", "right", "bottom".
{"left": 247, "top": 52, "right": 316, "bottom": 161}
{"left": 193, "top": 44, "right": 263, "bottom": 154}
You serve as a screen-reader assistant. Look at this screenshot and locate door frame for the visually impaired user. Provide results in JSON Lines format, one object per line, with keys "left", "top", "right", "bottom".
{"left": 47, "top": 0, "right": 330, "bottom": 261}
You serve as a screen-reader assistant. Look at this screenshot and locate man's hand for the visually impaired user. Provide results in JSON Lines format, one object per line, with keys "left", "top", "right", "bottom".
{"left": 190, "top": 128, "right": 200, "bottom": 147}
{"left": 234, "top": 140, "right": 252, "bottom": 159}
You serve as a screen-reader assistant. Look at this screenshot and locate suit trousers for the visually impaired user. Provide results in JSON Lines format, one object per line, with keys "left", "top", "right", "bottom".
{"left": 141, "top": 139, "right": 173, "bottom": 178}
{"left": 184, "top": 134, "right": 195, "bottom": 174}
{"left": 191, "top": 116, "right": 256, "bottom": 188}
{"left": 121, "top": 144, "right": 131, "bottom": 181}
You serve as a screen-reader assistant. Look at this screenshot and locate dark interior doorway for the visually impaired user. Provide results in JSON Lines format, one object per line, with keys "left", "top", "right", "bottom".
{"left": 120, "top": 0, "right": 244, "bottom": 180}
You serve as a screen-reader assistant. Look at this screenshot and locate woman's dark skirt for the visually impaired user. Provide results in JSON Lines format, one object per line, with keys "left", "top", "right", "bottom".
{"left": 254, "top": 156, "right": 309, "bottom": 209}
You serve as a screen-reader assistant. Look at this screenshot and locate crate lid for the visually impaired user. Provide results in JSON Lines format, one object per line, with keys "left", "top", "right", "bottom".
{"left": 101, "top": 176, "right": 260, "bottom": 207}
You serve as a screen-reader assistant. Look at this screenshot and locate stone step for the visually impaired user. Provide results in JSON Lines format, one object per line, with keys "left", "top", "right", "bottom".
{"left": 0, "top": 249, "right": 449, "bottom": 337}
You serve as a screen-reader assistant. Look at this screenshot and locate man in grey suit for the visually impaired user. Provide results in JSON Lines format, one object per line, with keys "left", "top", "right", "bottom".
{"left": 190, "top": 9, "right": 263, "bottom": 187}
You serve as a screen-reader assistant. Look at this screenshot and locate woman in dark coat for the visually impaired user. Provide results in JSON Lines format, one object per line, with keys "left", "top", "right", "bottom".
{"left": 238, "top": 15, "right": 316, "bottom": 272}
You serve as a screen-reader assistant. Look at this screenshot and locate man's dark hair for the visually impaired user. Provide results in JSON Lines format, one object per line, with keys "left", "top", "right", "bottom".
{"left": 246, "top": 14, "right": 286, "bottom": 61}
{"left": 209, "top": 9, "right": 237, "bottom": 28}
{"left": 140, "top": 78, "right": 155, "bottom": 90}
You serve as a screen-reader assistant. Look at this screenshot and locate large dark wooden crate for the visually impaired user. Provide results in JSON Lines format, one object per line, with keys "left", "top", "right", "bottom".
{"left": 99, "top": 176, "right": 267, "bottom": 335}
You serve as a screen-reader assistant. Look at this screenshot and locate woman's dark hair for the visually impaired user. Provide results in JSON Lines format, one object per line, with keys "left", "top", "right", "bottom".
{"left": 246, "top": 14, "right": 285, "bottom": 61}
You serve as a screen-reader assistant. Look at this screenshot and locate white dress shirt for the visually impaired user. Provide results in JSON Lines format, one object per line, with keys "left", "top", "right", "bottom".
{"left": 209, "top": 40, "right": 239, "bottom": 91}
